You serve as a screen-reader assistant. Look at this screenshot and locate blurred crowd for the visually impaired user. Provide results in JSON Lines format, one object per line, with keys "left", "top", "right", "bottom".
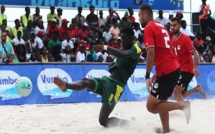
{"left": 0, "top": 4, "right": 215, "bottom": 63}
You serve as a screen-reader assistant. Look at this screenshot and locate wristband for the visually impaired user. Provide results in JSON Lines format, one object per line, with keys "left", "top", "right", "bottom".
{"left": 103, "top": 45, "right": 108, "bottom": 51}
{"left": 145, "top": 73, "right": 150, "bottom": 79}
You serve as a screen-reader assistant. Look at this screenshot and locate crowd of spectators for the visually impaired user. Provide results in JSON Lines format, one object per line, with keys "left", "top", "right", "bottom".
{"left": 0, "top": 4, "right": 215, "bottom": 64}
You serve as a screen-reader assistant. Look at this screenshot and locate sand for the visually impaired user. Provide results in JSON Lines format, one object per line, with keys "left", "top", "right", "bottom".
{"left": 0, "top": 99, "right": 214, "bottom": 134}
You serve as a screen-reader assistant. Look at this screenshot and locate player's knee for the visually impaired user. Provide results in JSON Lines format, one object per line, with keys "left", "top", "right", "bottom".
{"left": 146, "top": 103, "right": 156, "bottom": 114}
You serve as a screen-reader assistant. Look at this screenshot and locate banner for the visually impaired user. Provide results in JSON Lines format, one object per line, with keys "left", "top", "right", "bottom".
{"left": 0, "top": 0, "right": 184, "bottom": 10}
{"left": 0, "top": 63, "right": 213, "bottom": 105}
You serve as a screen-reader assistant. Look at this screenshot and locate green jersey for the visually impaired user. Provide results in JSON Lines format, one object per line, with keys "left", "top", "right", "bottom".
{"left": 109, "top": 42, "right": 141, "bottom": 85}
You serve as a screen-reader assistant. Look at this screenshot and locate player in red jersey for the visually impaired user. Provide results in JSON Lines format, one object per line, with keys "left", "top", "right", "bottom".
{"left": 138, "top": 4, "right": 191, "bottom": 133}
{"left": 170, "top": 17, "right": 207, "bottom": 101}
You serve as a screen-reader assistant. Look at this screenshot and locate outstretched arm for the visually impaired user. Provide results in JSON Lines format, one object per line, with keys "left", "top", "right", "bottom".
{"left": 93, "top": 45, "right": 131, "bottom": 58}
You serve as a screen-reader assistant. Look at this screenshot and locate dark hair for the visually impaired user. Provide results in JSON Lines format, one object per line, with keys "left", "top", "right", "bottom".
{"left": 112, "top": 18, "right": 117, "bottom": 24}
{"left": 78, "top": 6, "right": 82, "bottom": 10}
{"left": 57, "top": 8, "right": 62, "bottom": 12}
{"left": 171, "top": 17, "right": 181, "bottom": 24}
{"left": 89, "top": 5, "right": 95, "bottom": 10}
{"left": 139, "top": 4, "right": 153, "bottom": 16}
{"left": 180, "top": 20, "right": 186, "bottom": 25}
{"left": 25, "top": 6, "right": 30, "bottom": 11}
{"left": 14, "top": 19, "right": 19, "bottom": 23}
{"left": 121, "top": 27, "right": 134, "bottom": 36}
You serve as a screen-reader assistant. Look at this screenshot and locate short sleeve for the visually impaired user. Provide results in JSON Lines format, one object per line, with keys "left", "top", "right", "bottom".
{"left": 144, "top": 25, "right": 155, "bottom": 49}
{"left": 128, "top": 42, "right": 141, "bottom": 60}
{"left": 185, "top": 36, "right": 195, "bottom": 53}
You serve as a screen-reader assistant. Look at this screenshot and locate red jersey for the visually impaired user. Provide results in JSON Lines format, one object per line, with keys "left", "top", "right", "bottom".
{"left": 46, "top": 26, "right": 62, "bottom": 39}
{"left": 171, "top": 33, "right": 195, "bottom": 74}
{"left": 144, "top": 20, "right": 179, "bottom": 76}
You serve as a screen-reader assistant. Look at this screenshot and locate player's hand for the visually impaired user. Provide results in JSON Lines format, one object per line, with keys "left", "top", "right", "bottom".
{"left": 146, "top": 79, "right": 152, "bottom": 93}
{"left": 152, "top": 73, "right": 157, "bottom": 83}
{"left": 193, "top": 67, "right": 200, "bottom": 77}
{"left": 93, "top": 45, "right": 104, "bottom": 53}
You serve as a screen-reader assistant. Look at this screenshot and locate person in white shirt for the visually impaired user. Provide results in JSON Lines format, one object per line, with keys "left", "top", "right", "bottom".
{"left": 35, "top": 30, "right": 44, "bottom": 50}
{"left": 60, "top": 45, "right": 75, "bottom": 62}
{"left": 96, "top": 51, "right": 108, "bottom": 62}
{"left": 180, "top": 20, "right": 194, "bottom": 37}
{"left": 166, "top": 11, "right": 174, "bottom": 24}
{"left": 98, "top": 10, "right": 106, "bottom": 27}
{"left": 12, "top": 30, "right": 25, "bottom": 46}
{"left": 35, "top": 19, "right": 46, "bottom": 34}
{"left": 155, "top": 10, "right": 167, "bottom": 26}
{"left": 61, "top": 33, "right": 74, "bottom": 52}
{"left": 102, "top": 26, "right": 112, "bottom": 43}
{"left": 76, "top": 45, "right": 85, "bottom": 62}
{"left": 109, "top": 19, "right": 120, "bottom": 39}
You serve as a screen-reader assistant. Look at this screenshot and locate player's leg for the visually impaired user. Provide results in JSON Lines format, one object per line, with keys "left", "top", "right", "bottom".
{"left": 159, "top": 112, "right": 170, "bottom": 133}
{"left": 173, "top": 85, "right": 186, "bottom": 101}
{"left": 54, "top": 77, "right": 95, "bottom": 92}
{"left": 182, "top": 84, "right": 207, "bottom": 99}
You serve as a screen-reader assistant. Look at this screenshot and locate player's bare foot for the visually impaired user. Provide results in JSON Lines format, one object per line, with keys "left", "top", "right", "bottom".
{"left": 54, "top": 77, "right": 67, "bottom": 92}
{"left": 181, "top": 101, "right": 191, "bottom": 124}
{"left": 196, "top": 84, "right": 207, "bottom": 99}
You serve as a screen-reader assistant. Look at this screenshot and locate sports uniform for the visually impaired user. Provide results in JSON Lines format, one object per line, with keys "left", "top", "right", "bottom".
{"left": 92, "top": 42, "right": 141, "bottom": 111}
{"left": 171, "top": 33, "right": 195, "bottom": 93}
{"left": 144, "top": 20, "right": 180, "bottom": 100}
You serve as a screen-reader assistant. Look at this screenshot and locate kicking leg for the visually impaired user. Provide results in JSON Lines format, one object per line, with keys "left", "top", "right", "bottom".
{"left": 99, "top": 104, "right": 129, "bottom": 127}
{"left": 182, "top": 84, "right": 207, "bottom": 99}
{"left": 54, "top": 77, "right": 95, "bottom": 92}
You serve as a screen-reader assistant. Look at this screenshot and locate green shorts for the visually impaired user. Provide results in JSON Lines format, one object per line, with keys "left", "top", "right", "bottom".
{"left": 92, "top": 76, "right": 124, "bottom": 111}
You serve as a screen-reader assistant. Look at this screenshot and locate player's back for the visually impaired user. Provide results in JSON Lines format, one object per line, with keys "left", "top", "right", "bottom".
{"left": 144, "top": 21, "right": 179, "bottom": 76}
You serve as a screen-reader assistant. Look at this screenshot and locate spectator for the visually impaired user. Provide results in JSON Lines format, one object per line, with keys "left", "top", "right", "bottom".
{"left": 133, "top": 22, "right": 142, "bottom": 40}
{"left": 98, "top": 10, "right": 106, "bottom": 27}
{"left": 39, "top": 47, "right": 49, "bottom": 62}
{"left": 28, "top": 52, "right": 39, "bottom": 62}
{"left": 60, "top": 45, "right": 75, "bottom": 62}
{"left": 47, "top": 6, "right": 58, "bottom": 26}
{"left": 209, "top": 45, "right": 215, "bottom": 63}
{"left": 12, "top": 30, "right": 25, "bottom": 47}
{"left": 68, "top": 18, "right": 79, "bottom": 38}
{"left": 76, "top": 44, "right": 86, "bottom": 62}
{"left": 155, "top": 10, "right": 167, "bottom": 25}
{"left": 35, "top": 19, "right": 46, "bottom": 34}
{"left": 57, "top": 8, "right": 63, "bottom": 26}
{"left": 35, "top": 30, "right": 44, "bottom": 51}
{"left": 199, "top": 0, "right": 211, "bottom": 40}
{"left": 0, "top": 5, "right": 7, "bottom": 26}
{"left": 2, "top": 19, "right": 13, "bottom": 39}
{"left": 79, "top": 22, "right": 89, "bottom": 39}
{"left": 26, "top": 31, "right": 39, "bottom": 55}
{"left": 102, "top": 26, "right": 112, "bottom": 43}
{"left": 86, "top": 44, "right": 98, "bottom": 62}
{"left": 86, "top": 54, "right": 94, "bottom": 62}
{"left": 75, "top": 6, "right": 85, "bottom": 29}
{"left": 33, "top": 7, "right": 42, "bottom": 28}
{"left": 61, "top": 32, "right": 74, "bottom": 53}
{"left": 16, "top": 44, "right": 27, "bottom": 62}
{"left": 106, "top": 55, "right": 114, "bottom": 62}
{"left": 176, "top": 11, "right": 184, "bottom": 20}
{"left": 118, "top": 16, "right": 131, "bottom": 29}
{"left": 46, "top": 18, "right": 61, "bottom": 40}
{"left": 194, "top": 33, "right": 204, "bottom": 53}
{"left": 12, "top": 19, "right": 23, "bottom": 38}
{"left": 60, "top": 19, "right": 69, "bottom": 40}
{"left": 96, "top": 50, "right": 108, "bottom": 62}
{"left": 86, "top": 5, "right": 99, "bottom": 30}
{"left": 23, "top": 20, "right": 34, "bottom": 41}
{"left": 167, "top": 11, "right": 174, "bottom": 23}
{"left": 109, "top": 19, "right": 120, "bottom": 39}
{"left": 96, "top": 54, "right": 104, "bottom": 62}
{"left": 127, "top": 7, "right": 135, "bottom": 26}
{"left": 106, "top": 8, "right": 120, "bottom": 27}
{"left": 203, "top": 36, "right": 213, "bottom": 55}
{"left": 48, "top": 31, "right": 61, "bottom": 61}
{"left": 20, "top": 6, "right": 33, "bottom": 27}
{"left": 180, "top": 20, "right": 195, "bottom": 37}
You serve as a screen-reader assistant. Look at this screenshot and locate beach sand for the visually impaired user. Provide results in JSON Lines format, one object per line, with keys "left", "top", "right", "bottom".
{"left": 0, "top": 99, "right": 214, "bottom": 134}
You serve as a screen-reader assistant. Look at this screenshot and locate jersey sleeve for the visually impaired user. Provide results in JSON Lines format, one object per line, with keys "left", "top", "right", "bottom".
{"left": 144, "top": 25, "right": 155, "bottom": 49}
{"left": 128, "top": 42, "right": 141, "bottom": 61}
{"left": 184, "top": 36, "right": 195, "bottom": 53}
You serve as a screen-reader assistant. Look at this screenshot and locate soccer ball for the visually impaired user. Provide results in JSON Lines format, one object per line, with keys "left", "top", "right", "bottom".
{"left": 15, "top": 76, "right": 33, "bottom": 97}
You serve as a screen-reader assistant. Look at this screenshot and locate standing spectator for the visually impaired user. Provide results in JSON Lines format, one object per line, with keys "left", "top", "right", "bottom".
{"left": 61, "top": 32, "right": 74, "bottom": 52}
{"left": 98, "top": 10, "right": 106, "bottom": 27}
{"left": 199, "top": 0, "right": 211, "bottom": 40}
{"left": 180, "top": 20, "right": 194, "bottom": 37}
{"left": 109, "top": 19, "right": 120, "bottom": 39}
{"left": 35, "top": 19, "right": 46, "bottom": 34}
{"left": 20, "top": 6, "right": 33, "bottom": 27}
{"left": 23, "top": 20, "right": 34, "bottom": 41}
{"left": 155, "top": 10, "right": 167, "bottom": 26}
{"left": 75, "top": 6, "right": 85, "bottom": 29}
{"left": 33, "top": 7, "right": 42, "bottom": 28}
{"left": 176, "top": 11, "right": 184, "bottom": 20}
{"left": 166, "top": 11, "right": 174, "bottom": 23}
{"left": 76, "top": 44, "right": 86, "bottom": 62}
{"left": 106, "top": 8, "right": 120, "bottom": 27}
{"left": 0, "top": 5, "right": 7, "bottom": 26}
{"left": 128, "top": 7, "right": 135, "bottom": 26}
{"left": 60, "top": 18, "right": 69, "bottom": 40}
{"left": 47, "top": 6, "right": 58, "bottom": 26}
{"left": 12, "top": 30, "right": 25, "bottom": 47}
{"left": 57, "top": 8, "right": 63, "bottom": 26}
{"left": 12, "top": 19, "right": 23, "bottom": 38}
{"left": 86, "top": 5, "right": 99, "bottom": 30}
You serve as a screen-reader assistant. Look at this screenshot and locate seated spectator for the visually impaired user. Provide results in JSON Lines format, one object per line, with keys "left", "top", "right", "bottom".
{"left": 96, "top": 50, "right": 108, "bottom": 62}
{"left": 35, "top": 30, "right": 44, "bottom": 52}
{"left": 26, "top": 31, "right": 39, "bottom": 55}
{"left": 16, "top": 44, "right": 27, "bottom": 62}
{"left": 23, "top": 20, "right": 34, "bottom": 41}
{"left": 35, "top": 19, "right": 46, "bottom": 34}
{"left": 203, "top": 36, "right": 213, "bottom": 56}
{"left": 166, "top": 11, "right": 174, "bottom": 23}
{"left": 106, "top": 55, "right": 114, "bottom": 62}
{"left": 61, "top": 32, "right": 74, "bottom": 53}
{"left": 47, "top": 31, "right": 61, "bottom": 61}
{"left": 109, "top": 19, "right": 120, "bottom": 39}
{"left": 12, "top": 30, "right": 25, "bottom": 47}
{"left": 180, "top": 20, "right": 194, "bottom": 37}
{"left": 79, "top": 22, "right": 89, "bottom": 39}
{"left": 194, "top": 33, "right": 204, "bottom": 53}
{"left": 2, "top": 19, "right": 13, "bottom": 39}
{"left": 20, "top": 6, "right": 33, "bottom": 27}
{"left": 76, "top": 44, "right": 86, "bottom": 62}
{"left": 39, "top": 47, "right": 49, "bottom": 62}
{"left": 46, "top": 18, "right": 62, "bottom": 40}
{"left": 155, "top": 10, "right": 167, "bottom": 26}
{"left": 133, "top": 22, "right": 142, "bottom": 40}
{"left": 60, "top": 45, "right": 75, "bottom": 62}
{"left": 28, "top": 52, "right": 39, "bottom": 62}
{"left": 106, "top": 8, "right": 120, "bottom": 27}
{"left": 89, "top": 28, "right": 99, "bottom": 41}
{"left": 102, "top": 26, "right": 112, "bottom": 43}
{"left": 118, "top": 17, "right": 131, "bottom": 31}
{"left": 96, "top": 55, "right": 104, "bottom": 62}
{"left": 86, "top": 54, "right": 94, "bottom": 62}
{"left": 68, "top": 18, "right": 79, "bottom": 38}
{"left": 60, "top": 18, "right": 69, "bottom": 40}
{"left": 86, "top": 44, "right": 98, "bottom": 62}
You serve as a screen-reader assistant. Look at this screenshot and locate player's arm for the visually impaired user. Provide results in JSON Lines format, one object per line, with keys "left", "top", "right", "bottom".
{"left": 93, "top": 45, "right": 131, "bottom": 58}
{"left": 146, "top": 47, "right": 155, "bottom": 76}
{"left": 191, "top": 50, "right": 200, "bottom": 76}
